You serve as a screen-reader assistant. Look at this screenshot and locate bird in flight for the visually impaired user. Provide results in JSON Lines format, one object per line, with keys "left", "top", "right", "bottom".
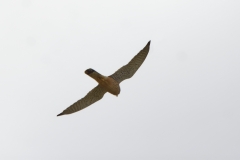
{"left": 57, "top": 41, "right": 151, "bottom": 116}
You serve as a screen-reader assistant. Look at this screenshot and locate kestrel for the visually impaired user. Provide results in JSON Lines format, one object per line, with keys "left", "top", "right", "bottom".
{"left": 57, "top": 41, "right": 151, "bottom": 116}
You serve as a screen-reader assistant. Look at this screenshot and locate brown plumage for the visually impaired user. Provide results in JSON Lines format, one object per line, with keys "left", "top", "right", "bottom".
{"left": 57, "top": 41, "right": 151, "bottom": 116}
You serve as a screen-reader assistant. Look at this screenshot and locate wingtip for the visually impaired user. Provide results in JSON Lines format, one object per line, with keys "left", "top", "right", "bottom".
{"left": 147, "top": 40, "right": 151, "bottom": 46}
{"left": 57, "top": 112, "right": 64, "bottom": 116}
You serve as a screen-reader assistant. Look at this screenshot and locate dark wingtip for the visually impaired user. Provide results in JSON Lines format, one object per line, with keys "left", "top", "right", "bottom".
{"left": 57, "top": 112, "right": 64, "bottom": 116}
{"left": 147, "top": 40, "right": 151, "bottom": 46}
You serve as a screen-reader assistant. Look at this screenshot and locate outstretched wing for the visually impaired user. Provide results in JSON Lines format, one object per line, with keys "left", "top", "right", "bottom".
{"left": 57, "top": 85, "right": 106, "bottom": 116}
{"left": 110, "top": 41, "right": 150, "bottom": 83}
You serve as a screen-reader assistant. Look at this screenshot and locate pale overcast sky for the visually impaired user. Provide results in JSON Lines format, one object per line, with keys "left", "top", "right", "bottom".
{"left": 1, "top": 0, "right": 240, "bottom": 159}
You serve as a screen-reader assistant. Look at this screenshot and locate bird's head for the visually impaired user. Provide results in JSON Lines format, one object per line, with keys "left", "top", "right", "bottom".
{"left": 85, "top": 68, "right": 96, "bottom": 75}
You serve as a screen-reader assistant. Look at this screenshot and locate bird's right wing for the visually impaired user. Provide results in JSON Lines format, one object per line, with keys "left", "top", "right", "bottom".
{"left": 57, "top": 85, "right": 106, "bottom": 116}
{"left": 110, "top": 41, "right": 150, "bottom": 83}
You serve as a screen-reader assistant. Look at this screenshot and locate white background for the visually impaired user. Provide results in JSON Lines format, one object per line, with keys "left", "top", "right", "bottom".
{"left": 1, "top": 0, "right": 240, "bottom": 159}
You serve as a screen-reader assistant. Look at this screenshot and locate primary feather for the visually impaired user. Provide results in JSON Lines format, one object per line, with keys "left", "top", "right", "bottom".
{"left": 110, "top": 41, "right": 150, "bottom": 83}
{"left": 57, "top": 85, "right": 106, "bottom": 116}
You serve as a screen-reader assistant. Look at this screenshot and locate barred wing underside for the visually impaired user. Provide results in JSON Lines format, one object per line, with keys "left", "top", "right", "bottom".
{"left": 110, "top": 41, "right": 150, "bottom": 83}
{"left": 57, "top": 85, "right": 106, "bottom": 116}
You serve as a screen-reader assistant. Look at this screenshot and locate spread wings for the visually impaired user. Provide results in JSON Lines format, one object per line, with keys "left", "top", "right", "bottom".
{"left": 57, "top": 85, "right": 106, "bottom": 116}
{"left": 110, "top": 41, "right": 150, "bottom": 83}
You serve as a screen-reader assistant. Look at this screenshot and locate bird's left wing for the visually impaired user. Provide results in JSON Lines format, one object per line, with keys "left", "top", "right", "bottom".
{"left": 57, "top": 85, "right": 106, "bottom": 116}
{"left": 110, "top": 41, "right": 150, "bottom": 83}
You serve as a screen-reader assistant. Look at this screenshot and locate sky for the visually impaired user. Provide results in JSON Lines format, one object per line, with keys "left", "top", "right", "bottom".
{"left": 1, "top": 0, "right": 240, "bottom": 159}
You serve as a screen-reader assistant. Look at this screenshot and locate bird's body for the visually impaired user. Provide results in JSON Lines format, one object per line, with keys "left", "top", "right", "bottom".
{"left": 85, "top": 70, "right": 120, "bottom": 96}
{"left": 57, "top": 41, "right": 151, "bottom": 116}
